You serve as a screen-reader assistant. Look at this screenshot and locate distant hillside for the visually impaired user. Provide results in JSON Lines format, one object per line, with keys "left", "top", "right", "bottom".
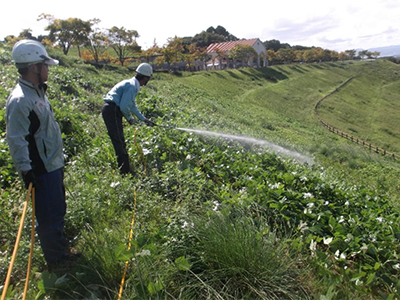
{"left": 366, "top": 45, "right": 400, "bottom": 57}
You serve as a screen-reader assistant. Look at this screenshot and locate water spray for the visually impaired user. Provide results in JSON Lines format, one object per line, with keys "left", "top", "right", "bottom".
{"left": 154, "top": 123, "right": 313, "bottom": 165}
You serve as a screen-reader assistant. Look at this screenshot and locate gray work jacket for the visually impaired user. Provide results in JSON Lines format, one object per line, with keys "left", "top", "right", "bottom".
{"left": 6, "top": 78, "right": 64, "bottom": 175}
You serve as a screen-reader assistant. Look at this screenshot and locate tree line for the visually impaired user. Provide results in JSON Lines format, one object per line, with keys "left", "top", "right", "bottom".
{"left": 2, "top": 15, "right": 381, "bottom": 69}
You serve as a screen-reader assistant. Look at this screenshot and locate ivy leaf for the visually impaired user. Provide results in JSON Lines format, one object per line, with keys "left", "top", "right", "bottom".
{"left": 114, "top": 243, "right": 134, "bottom": 261}
{"left": 38, "top": 271, "right": 58, "bottom": 293}
{"left": 175, "top": 256, "right": 191, "bottom": 271}
{"left": 147, "top": 279, "right": 164, "bottom": 295}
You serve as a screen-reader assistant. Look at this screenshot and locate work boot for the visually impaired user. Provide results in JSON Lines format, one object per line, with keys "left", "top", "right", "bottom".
{"left": 47, "top": 251, "right": 82, "bottom": 275}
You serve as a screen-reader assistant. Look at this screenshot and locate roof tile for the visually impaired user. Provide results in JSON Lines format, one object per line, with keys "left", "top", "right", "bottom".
{"left": 206, "top": 38, "right": 259, "bottom": 53}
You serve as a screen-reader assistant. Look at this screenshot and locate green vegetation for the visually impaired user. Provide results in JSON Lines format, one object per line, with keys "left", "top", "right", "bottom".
{"left": 1, "top": 43, "right": 400, "bottom": 299}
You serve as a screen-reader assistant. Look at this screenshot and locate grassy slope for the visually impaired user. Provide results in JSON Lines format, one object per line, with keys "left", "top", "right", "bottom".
{"left": 1, "top": 55, "right": 400, "bottom": 299}
{"left": 154, "top": 60, "right": 400, "bottom": 203}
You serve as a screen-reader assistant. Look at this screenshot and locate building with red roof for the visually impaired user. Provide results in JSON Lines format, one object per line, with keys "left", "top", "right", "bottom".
{"left": 206, "top": 38, "right": 267, "bottom": 69}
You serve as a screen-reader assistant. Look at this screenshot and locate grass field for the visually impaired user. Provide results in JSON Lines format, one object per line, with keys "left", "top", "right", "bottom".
{"left": 1, "top": 46, "right": 400, "bottom": 299}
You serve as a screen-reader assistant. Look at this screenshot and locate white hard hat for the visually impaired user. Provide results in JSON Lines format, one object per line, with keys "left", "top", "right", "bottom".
{"left": 136, "top": 63, "right": 153, "bottom": 77}
{"left": 12, "top": 39, "right": 59, "bottom": 66}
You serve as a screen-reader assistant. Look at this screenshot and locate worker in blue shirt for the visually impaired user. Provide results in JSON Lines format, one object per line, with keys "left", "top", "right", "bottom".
{"left": 102, "top": 63, "right": 155, "bottom": 175}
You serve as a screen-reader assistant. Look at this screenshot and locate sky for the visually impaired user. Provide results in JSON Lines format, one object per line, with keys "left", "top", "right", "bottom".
{"left": 1, "top": 0, "right": 399, "bottom": 52}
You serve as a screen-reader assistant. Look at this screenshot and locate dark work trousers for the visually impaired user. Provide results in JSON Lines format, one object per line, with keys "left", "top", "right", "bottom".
{"left": 35, "top": 167, "right": 68, "bottom": 263}
{"left": 102, "top": 102, "right": 131, "bottom": 174}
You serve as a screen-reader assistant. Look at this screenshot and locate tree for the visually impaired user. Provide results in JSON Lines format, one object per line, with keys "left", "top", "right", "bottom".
{"left": 4, "top": 29, "right": 37, "bottom": 45}
{"left": 84, "top": 28, "right": 109, "bottom": 64}
{"left": 358, "top": 50, "right": 369, "bottom": 59}
{"left": 106, "top": 26, "right": 140, "bottom": 66}
{"left": 206, "top": 26, "right": 238, "bottom": 41}
{"left": 321, "top": 49, "right": 338, "bottom": 62}
{"left": 294, "top": 50, "right": 304, "bottom": 63}
{"left": 195, "top": 47, "right": 211, "bottom": 70}
{"left": 344, "top": 49, "right": 356, "bottom": 60}
{"left": 371, "top": 51, "right": 381, "bottom": 58}
{"left": 302, "top": 49, "right": 316, "bottom": 63}
{"left": 277, "top": 48, "right": 295, "bottom": 64}
{"left": 192, "top": 31, "right": 225, "bottom": 48}
{"left": 266, "top": 49, "right": 279, "bottom": 65}
{"left": 359, "top": 50, "right": 380, "bottom": 59}
{"left": 183, "top": 43, "right": 206, "bottom": 71}
{"left": 192, "top": 25, "right": 237, "bottom": 48}
{"left": 213, "top": 48, "right": 229, "bottom": 69}
{"left": 141, "top": 46, "right": 162, "bottom": 63}
{"left": 229, "top": 44, "right": 257, "bottom": 67}
{"left": 160, "top": 37, "right": 184, "bottom": 68}
{"left": 18, "top": 29, "right": 35, "bottom": 40}
{"left": 264, "top": 39, "right": 291, "bottom": 52}
{"left": 39, "top": 14, "right": 93, "bottom": 55}
{"left": 264, "top": 39, "right": 283, "bottom": 51}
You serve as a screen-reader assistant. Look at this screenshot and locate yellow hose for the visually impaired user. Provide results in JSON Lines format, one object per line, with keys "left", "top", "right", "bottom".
{"left": 23, "top": 187, "right": 35, "bottom": 300}
{"left": 118, "top": 126, "right": 145, "bottom": 299}
{"left": 133, "top": 127, "right": 147, "bottom": 174}
{"left": 117, "top": 189, "right": 137, "bottom": 300}
{"left": 1, "top": 183, "right": 33, "bottom": 300}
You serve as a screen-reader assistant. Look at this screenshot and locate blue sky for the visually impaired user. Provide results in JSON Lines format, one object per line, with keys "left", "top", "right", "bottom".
{"left": 1, "top": 0, "right": 398, "bottom": 51}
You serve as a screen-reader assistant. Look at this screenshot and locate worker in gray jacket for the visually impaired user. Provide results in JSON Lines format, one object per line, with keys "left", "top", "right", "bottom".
{"left": 6, "top": 39, "right": 77, "bottom": 271}
{"left": 102, "top": 63, "right": 155, "bottom": 175}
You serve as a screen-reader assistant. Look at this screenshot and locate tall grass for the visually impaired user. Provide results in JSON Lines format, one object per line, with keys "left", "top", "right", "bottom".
{"left": 174, "top": 208, "right": 310, "bottom": 299}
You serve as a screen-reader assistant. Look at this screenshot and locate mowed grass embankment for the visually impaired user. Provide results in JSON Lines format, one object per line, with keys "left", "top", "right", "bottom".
{"left": 154, "top": 59, "right": 400, "bottom": 202}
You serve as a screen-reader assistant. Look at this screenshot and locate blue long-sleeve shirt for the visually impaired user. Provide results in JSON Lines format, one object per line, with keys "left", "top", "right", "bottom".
{"left": 103, "top": 77, "right": 145, "bottom": 122}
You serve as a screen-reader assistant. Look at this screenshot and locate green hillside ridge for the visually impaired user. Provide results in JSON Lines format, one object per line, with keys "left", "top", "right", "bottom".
{"left": 1, "top": 48, "right": 400, "bottom": 299}
{"left": 161, "top": 61, "right": 400, "bottom": 199}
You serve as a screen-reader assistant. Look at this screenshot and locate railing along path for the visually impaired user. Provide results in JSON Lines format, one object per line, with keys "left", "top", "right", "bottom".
{"left": 314, "top": 77, "right": 400, "bottom": 160}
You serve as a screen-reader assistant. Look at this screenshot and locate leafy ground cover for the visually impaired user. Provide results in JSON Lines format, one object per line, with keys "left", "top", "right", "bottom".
{"left": 1, "top": 43, "right": 399, "bottom": 299}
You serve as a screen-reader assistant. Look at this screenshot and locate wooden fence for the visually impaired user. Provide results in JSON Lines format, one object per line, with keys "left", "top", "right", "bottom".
{"left": 314, "top": 77, "right": 400, "bottom": 160}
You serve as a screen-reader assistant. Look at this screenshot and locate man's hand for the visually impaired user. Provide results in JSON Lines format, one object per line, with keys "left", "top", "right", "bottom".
{"left": 128, "top": 118, "right": 137, "bottom": 125}
{"left": 144, "top": 119, "right": 156, "bottom": 127}
{"left": 22, "top": 170, "right": 37, "bottom": 189}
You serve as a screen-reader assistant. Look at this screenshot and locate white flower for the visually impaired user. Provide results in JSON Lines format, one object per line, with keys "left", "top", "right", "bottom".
{"left": 182, "top": 221, "right": 189, "bottom": 229}
{"left": 298, "top": 221, "right": 309, "bottom": 232}
{"left": 323, "top": 237, "right": 333, "bottom": 245}
{"left": 334, "top": 250, "right": 346, "bottom": 260}
{"left": 360, "top": 243, "right": 368, "bottom": 252}
{"left": 137, "top": 249, "right": 151, "bottom": 256}
{"left": 143, "top": 148, "right": 152, "bottom": 155}
{"left": 304, "top": 192, "right": 313, "bottom": 199}
{"left": 309, "top": 239, "right": 316, "bottom": 253}
{"left": 213, "top": 201, "right": 220, "bottom": 211}
{"left": 110, "top": 181, "right": 120, "bottom": 188}
{"left": 269, "top": 182, "right": 281, "bottom": 189}
{"left": 345, "top": 234, "right": 353, "bottom": 243}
